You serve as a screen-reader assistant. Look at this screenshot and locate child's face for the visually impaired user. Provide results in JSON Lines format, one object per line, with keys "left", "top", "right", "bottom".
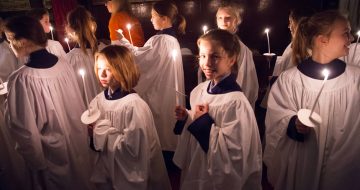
{"left": 216, "top": 8, "right": 238, "bottom": 34}
{"left": 288, "top": 18, "right": 297, "bottom": 38}
{"left": 39, "top": 14, "right": 51, "bottom": 34}
{"left": 321, "top": 20, "right": 353, "bottom": 59}
{"left": 151, "top": 9, "right": 164, "bottom": 30}
{"left": 198, "top": 39, "right": 235, "bottom": 83}
{"left": 96, "top": 54, "right": 117, "bottom": 89}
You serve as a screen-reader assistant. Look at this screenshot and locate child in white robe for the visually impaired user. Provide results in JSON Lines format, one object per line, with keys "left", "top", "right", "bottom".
{"left": 65, "top": 6, "right": 101, "bottom": 106}
{"left": 264, "top": 10, "right": 360, "bottom": 190}
{"left": 215, "top": 2, "right": 258, "bottom": 108}
{"left": 88, "top": 45, "right": 171, "bottom": 190}
{"left": 113, "top": 1, "right": 185, "bottom": 154}
{"left": 4, "top": 15, "right": 93, "bottom": 190}
{"left": 173, "top": 29, "right": 262, "bottom": 190}
{"left": 27, "top": 8, "right": 66, "bottom": 59}
{"left": 0, "top": 18, "right": 19, "bottom": 80}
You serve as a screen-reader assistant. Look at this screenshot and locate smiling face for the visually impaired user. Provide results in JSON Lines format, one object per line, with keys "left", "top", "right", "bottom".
{"left": 198, "top": 39, "right": 235, "bottom": 84}
{"left": 320, "top": 20, "right": 353, "bottom": 59}
{"left": 96, "top": 54, "right": 118, "bottom": 90}
{"left": 216, "top": 7, "right": 239, "bottom": 34}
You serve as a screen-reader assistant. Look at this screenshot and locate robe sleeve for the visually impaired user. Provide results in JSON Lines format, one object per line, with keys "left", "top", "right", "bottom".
{"left": 5, "top": 76, "right": 47, "bottom": 170}
{"left": 208, "top": 100, "right": 262, "bottom": 189}
{"left": 93, "top": 105, "right": 150, "bottom": 189}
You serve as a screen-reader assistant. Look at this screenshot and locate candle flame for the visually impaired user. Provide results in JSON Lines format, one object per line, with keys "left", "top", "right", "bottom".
{"left": 126, "top": 24, "right": 132, "bottom": 30}
{"left": 202, "top": 25, "right": 208, "bottom": 32}
{"left": 64, "top": 37, "right": 69, "bottom": 43}
{"left": 357, "top": 30, "right": 360, "bottom": 37}
{"left": 322, "top": 69, "right": 330, "bottom": 80}
{"left": 264, "top": 28, "right": 270, "bottom": 33}
{"left": 79, "top": 69, "right": 85, "bottom": 77}
{"left": 49, "top": 26, "right": 53, "bottom": 31}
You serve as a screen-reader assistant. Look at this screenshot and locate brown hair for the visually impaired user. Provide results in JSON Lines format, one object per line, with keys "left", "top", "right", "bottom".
{"left": 292, "top": 10, "right": 348, "bottom": 63}
{"left": 27, "top": 8, "right": 49, "bottom": 20}
{"left": 4, "top": 15, "right": 47, "bottom": 47}
{"left": 197, "top": 29, "right": 240, "bottom": 75}
{"left": 95, "top": 45, "right": 140, "bottom": 92}
{"left": 67, "top": 6, "right": 98, "bottom": 55}
{"left": 153, "top": 1, "right": 186, "bottom": 35}
{"left": 112, "top": 0, "right": 133, "bottom": 15}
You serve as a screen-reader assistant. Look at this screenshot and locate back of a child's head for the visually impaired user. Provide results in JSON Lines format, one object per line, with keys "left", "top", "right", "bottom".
{"left": 95, "top": 45, "right": 139, "bottom": 92}
{"left": 153, "top": 1, "right": 186, "bottom": 35}
{"left": 5, "top": 15, "right": 47, "bottom": 47}
{"left": 292, "top": 10, "right": 348, "bottom": 63}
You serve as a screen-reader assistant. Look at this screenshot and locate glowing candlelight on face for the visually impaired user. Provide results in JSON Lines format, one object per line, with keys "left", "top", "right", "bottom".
{"left": 350, "top": 30, "right": 360, "bottom": 64}
{"left": 264, "top": 28, "right": 271, "bottom": 54}
{"left": 309, "top": 69, "right": 330, "bottom": 117}
{"left": 126, "top": 23, "right": 133, "bottom": 45}
{"left": 202, "top": 25, "right": 208, "bottom": 34}
{"left": 49, "top": 25, "right": 54, "bottom": 40}
{"left": 172, "top": 49, "right": 180, "bottom": 105}
{"left": 79, "top": 69, "right": 90, "bottom": 114}
{"left": 64, "top": 37, "right": 71, "bottom": 51}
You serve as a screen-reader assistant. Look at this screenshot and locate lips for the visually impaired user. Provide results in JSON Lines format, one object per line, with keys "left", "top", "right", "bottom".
{"left": 100, "top": 80, "right": 107, "bottom": 84}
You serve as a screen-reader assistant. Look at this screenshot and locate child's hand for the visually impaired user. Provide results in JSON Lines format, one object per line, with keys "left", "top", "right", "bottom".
{"left": 295, "top": 118, "right": 311, "bottom": 134}
{"left": 116, "top": 29, "right": 124, "bottom": 40}
{"left": 194, "top": 104, "right": 209, "bottom": 120}
{"left": 175, "top": 105, "right": 188, "bottom": 121}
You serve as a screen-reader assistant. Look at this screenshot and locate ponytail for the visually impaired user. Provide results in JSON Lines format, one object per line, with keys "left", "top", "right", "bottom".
{"left": 175, "top": 14, "right": 186, "bottom": 35}
{"left": 292, "top": 17, "right": 311, "bottom": 64}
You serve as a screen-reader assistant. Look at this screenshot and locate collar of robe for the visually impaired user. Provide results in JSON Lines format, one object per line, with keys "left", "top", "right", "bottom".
{"left": 26, "top": 48, "right": 58, "bottom": 69}
{"left": 297, "top": 58, "right": 346, "bottom": 80}
{"left": 157, "top": 26, "right": 177, "bottom": 38}
{"left": 207, "top": 74, "right": 242, "bottom": 94}
{"left": 104, "top": 87, "right": 134, "bottom": 100}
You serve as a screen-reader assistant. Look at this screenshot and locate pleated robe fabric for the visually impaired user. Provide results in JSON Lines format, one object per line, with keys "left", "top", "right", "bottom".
{"left": 341, "top": 42, "right": 360, "bottom": 66}
{"left": 5, "top": 59, "right": 93, "bottom": 190}
{"left": 173, "top": 81, "right": 262, "bottom": 190}
{"left": 0, "top": 41, "right": 19, "bottom": 81}
{"left": 264, "top": 66, "right": 360, "bottom": 190}
{"left": 236, "top": 40, "right": 259, "bottom": 109}
{"left": 65, "top": 48, "right": 101, "bottom": 106}
{"left": 113, "top": 35, "right": 185, "bottom": 151}
{"left": 89, "top": 92, "right": 171, "bottom": 190}
{"left": 46, "top": 39, "right": 66, "bottom": 59}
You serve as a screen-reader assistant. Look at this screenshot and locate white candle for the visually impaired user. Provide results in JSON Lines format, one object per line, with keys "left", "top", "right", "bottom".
{"left": 202, "top": 25, "right": 208, "bottom": 34}
{"left": 126, "top": 23, "right": 133, "bottom": 45}
{"left": 49, "top": 25, "right": 54, "bottom": 40}
{"left": 64, "top": 37, "right": 71, "bottom": 51}
{"left": 79, "top": 69, "right": 90, "bottom": 113}
{"left": 264, "top": 28, "right": 271, "bottom": 54}
{"left": 310, "top": 69, "right": 330, "bottom": 117}
{"left": 350, "top": 30, "right": 360, "bottom": 64}
{"left": 172, "top": 49, "right": 180, "bottom": 105}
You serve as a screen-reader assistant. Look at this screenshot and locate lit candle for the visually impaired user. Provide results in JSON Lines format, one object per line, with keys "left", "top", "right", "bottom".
{"left": 126, "top": 24, "right": 133, "bottom": 45}
{"left": 202, "top": 25, "right": 208, "bottom": 34}
{"left": 350, "top": 30, "right": 360, "bottom": 64}
{"left": 79, "top": 69, "right": 90, "bottom": 113}
{"left": 64, "top": 37, "right": 71, "bottom": 51}
{"left": 310, "top": 69, "right": 330, "bottom": 117}
{"left": 172, "top": 49, "right": 180, "bottom": 105}
{"left": 49, "top": 25, "right": 54, "bottom": 40}
{"left": 264, "top": 28, "right": 271, "bottom": 54}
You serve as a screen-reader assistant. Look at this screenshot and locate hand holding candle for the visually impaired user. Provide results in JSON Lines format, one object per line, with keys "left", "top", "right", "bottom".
{"left": 126, "top": 23, "right": 133, "bottom": 45}
{"left": 64, "top": 37, "right": 71, "bottom": 51}
{"left": 202, "top": 25, "right": 208, "bottom": 34}
{"left": 49, "top": 25, "right": 54, "bottom": 40}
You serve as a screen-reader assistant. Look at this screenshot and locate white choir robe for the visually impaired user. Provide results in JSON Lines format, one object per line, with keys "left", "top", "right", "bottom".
{"left": 0, "top": 41, "right": 19, "bottom": 81}
{"left": 236, "top": 40, "right": 259, "bottom": 109}
{"left": 89, "top": 92, "right": 171, "bottom": 190}
{"left": 173, "top": 81, "right": 262, "bottom": 190}
{"left": 5, "top": 59, "right": 93, "bottom": 190}
{"left": 261, "top": 43, "right": 295, "bottom": 108}
{"left": 65, "top": 48, "right": 102, "bottom": 106}
{"left": 264, "top": 66, "right": 360, "bottom": 190}
{"left": 113, "top": 35, "right": 185, "bottom": 151}
{"left": 341, "top": 43, "right": 360, "bottom": 66}
{"left": 46, "top": 39, "right": 66, "bottom": 59}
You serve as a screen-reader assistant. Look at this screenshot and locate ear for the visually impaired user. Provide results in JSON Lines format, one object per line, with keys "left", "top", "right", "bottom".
{"left": 316, "top": 34, "right": 329, "bottom": 46}
{"left": 229, "top": 55, "right": 237, "bottom": 67}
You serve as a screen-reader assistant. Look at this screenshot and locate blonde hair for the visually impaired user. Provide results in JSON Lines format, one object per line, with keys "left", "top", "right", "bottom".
{"left": 216, "top": 1, "right": 244, "bottom": 26}
{"left": 95, "top": 45, "right": 139, "bottom": 92}
{"left": 292, "top": 10, "right": 348, "bottom": 63}
{"left": 67, "top": 6, "right": 98, "bottom": 55}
